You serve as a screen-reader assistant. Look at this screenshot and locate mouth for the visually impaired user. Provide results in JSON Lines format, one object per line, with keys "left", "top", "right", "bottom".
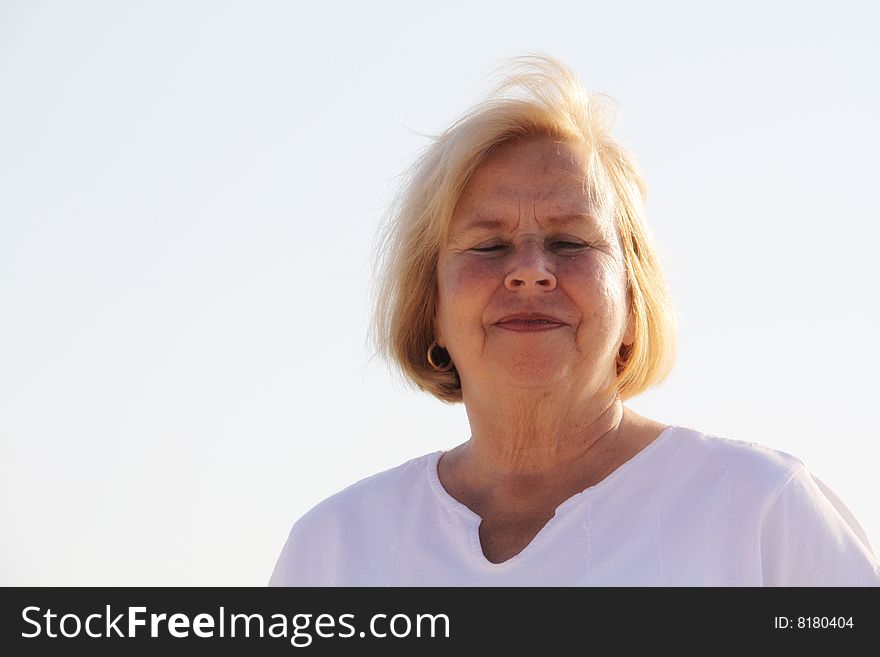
{"left": 494, "top": 317, "right": 565, "bottom": 332}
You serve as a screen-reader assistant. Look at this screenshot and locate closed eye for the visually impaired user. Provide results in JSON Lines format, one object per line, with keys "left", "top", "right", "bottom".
{"left": 471, "top": 241, "right": 589, "bottom": 253}
{"left": 552, "top": 241, "right": 588, "bottom": 250}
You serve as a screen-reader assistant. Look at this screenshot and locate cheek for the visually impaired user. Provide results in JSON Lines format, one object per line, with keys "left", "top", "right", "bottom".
{"left": 561, "top": 257, "right": 628, "bottom": 328}
{"left": 439, "top": 257, "right": 496, "bottom": 303}
{"left": 436, "top": 258, "right": 496, "bottom": 334}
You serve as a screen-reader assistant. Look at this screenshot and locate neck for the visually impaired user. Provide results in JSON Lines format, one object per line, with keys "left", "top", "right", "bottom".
{"left": 456, "top": 378, "right": 626, "bottom": 481}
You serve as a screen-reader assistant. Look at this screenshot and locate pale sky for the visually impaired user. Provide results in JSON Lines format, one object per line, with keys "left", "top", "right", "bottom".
{"left": 1, "top": 0, "right": 877, "bottom": 585}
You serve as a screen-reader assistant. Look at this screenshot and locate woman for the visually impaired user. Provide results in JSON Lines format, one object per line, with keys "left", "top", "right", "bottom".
{"left": 270, "top": 55, "right": 880, "bottom": 586}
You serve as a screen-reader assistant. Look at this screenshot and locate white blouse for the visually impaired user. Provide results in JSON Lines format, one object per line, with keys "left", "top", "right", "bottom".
{"left": 269, "top": 425, "right": 880, "bottom": 586}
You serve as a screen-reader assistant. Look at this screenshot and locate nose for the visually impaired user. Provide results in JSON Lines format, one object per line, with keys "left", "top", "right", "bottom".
{"left": 504, "top": 241, "right": 557, "bottom": 292}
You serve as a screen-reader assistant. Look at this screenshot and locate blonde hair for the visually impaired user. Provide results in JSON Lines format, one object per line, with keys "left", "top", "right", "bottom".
{"left": 370, "top": 54, "right": 676, "bottom": 403}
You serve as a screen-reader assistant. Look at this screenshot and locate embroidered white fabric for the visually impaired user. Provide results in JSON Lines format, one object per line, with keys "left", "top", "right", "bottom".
{"left": 269, "top": 426, "right": 880, "bottom": 586}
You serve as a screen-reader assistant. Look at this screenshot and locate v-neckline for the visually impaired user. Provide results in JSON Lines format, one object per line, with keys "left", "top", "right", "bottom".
{"left": 426, "top": 424, "right": 679, "bottom": 569}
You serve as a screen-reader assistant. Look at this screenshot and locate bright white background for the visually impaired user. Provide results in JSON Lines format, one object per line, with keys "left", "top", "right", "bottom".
{"left": 1, "top": 0, "right": 877, "bottom": 585}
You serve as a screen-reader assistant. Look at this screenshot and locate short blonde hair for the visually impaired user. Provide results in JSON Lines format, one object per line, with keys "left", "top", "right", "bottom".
{"left": 370, "top": 54, "right": 676, "bottom": 403}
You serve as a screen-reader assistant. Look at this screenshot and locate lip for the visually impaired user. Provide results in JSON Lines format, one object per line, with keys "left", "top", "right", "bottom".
{"left": 494, "top": 313, "right": 566, "bottom": 332}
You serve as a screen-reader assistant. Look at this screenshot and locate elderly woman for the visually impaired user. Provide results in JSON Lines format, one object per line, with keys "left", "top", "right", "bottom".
{"left": 270, "top": 56, "right": 880, "bottom": 586}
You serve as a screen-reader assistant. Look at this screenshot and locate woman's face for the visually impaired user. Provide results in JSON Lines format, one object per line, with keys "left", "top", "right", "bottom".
{"left": 435, "top": 135, "right": 633, "bottom": 398}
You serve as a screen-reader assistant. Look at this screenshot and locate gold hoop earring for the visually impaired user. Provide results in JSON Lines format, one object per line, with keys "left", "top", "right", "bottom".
{"left": 427, "top": 340, "right": 454, "bottom": 372}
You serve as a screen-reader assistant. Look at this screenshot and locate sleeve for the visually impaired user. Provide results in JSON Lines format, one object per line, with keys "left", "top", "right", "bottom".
{"left": 267, "top": 508, "right": 341, "bottom": 586}
{"left": 267, "top": 522, "right": 301, "bottom": 587}
{"left": 760, "top": 465, "right": 880, "bottom": 586}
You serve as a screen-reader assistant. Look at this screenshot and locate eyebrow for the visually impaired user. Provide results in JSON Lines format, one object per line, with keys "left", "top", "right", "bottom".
{"left": 458, "top": 213, "right": 598, "bottom": 233}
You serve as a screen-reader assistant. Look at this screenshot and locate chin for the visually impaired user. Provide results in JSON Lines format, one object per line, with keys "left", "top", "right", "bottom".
{"left": 492, "top": 355, "right": 570, "bottom": 388}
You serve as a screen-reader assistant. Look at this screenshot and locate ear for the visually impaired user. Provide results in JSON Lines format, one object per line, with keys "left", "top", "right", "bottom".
{"left": 433, "top": 319, "right": 445, "bottom": 349}
{"left": 622, "top": 308, "right": 635, "bottom": 347}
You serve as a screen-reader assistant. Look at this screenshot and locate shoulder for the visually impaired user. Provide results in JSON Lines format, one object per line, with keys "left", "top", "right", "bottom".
{"left": 664, "top": 425, "right": 806, "bottom": 498}
{"left": 668, "top": 426, "right": 880, "bottom": 585}
{"left": 759, "top": 462, "right": 880, "bottom": 585}
{"left": 299, "top": 450, "right": 438, "bottom": 527}
{"left": 268, "top": 450, "right": 440, "bottom": 585}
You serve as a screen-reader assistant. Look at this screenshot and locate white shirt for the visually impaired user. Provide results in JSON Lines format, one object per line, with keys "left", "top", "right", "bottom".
{"left": 269, "top": 425, "right": 880, "bottom": 586}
